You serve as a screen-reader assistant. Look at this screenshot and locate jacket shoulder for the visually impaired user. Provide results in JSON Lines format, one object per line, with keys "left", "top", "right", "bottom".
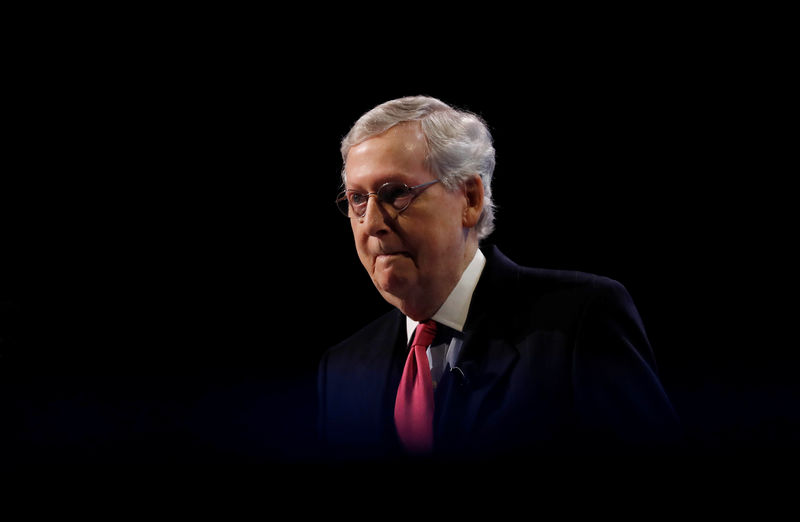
{"left": 518, "top": 264, "right": 622, "bottom": 291}
{"left": 485, "top": 244, "right": 625, "bottom": 294}
{"left": 479, "top": 245, "right": 635, "bottom": 332}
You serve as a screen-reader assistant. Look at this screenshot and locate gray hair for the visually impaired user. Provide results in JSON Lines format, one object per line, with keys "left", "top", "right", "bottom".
{"left": 340, "top": 95, "right": 496, "bottom": 240}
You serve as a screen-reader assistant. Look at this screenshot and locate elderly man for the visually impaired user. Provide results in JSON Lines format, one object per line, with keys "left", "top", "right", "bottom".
{"left": 318, "top": 95, "right": 680, "bottom": 460}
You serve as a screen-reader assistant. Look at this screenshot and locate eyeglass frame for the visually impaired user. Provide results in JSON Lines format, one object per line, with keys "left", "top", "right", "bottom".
{"left": 335, "top": 179, "right": 441, "bottom": 219}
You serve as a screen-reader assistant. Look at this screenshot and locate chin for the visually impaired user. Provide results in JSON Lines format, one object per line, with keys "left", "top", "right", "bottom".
{"left": 375, "top": 281, "right": 407, "bottom": 305}
{"left": 374, "top": 277, "right": 410, "bottom": 306}
{"left": 373, "top": 267, "right": 411, "bottom": 295}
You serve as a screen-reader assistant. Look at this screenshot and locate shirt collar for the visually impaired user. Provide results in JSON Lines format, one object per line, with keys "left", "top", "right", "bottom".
{"left": 406, "top": 248, "right": 486, "bottom": 341}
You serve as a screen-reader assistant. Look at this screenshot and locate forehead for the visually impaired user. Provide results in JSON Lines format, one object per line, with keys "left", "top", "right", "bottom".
{"left": 344, "top": 123, "right": 430, "bottom": 189}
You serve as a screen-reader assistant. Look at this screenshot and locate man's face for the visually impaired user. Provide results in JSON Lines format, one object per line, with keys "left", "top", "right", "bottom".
{"left": 344, "top": 123, "right": 473, "bottom": 320}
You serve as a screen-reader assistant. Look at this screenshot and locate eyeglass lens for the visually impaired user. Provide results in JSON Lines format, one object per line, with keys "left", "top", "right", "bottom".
{"left": 338, "top": 182, "right": 414, "bottom": 217}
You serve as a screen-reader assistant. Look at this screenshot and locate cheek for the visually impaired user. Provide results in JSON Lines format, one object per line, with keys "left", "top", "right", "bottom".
{"left": 413, "top": 218, "right": 462, "bottom": 273}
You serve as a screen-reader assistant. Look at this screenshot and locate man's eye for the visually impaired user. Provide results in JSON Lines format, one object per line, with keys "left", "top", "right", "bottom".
{"left": 349, "top": 193, "right": 368, "bottom": 206}
{"left": 381, "top": 185, "right": 412, "bottom": 204}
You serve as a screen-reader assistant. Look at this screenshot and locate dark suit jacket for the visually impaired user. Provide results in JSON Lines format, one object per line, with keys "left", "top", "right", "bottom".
{"left": 318, "top": 246, "right": 681, "bottom": 460}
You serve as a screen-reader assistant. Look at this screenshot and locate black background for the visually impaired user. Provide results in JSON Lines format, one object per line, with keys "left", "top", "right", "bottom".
{"left": 1, "top": 13, "right": 795, "bottom": 497}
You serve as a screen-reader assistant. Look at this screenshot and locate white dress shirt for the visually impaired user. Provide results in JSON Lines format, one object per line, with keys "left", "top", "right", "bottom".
{"left": 405, "top": 248, "right": 486, "bottom": 386}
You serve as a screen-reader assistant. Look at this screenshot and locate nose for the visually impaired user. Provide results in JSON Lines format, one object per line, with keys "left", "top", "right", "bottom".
{"left": 359, "top": 194, "right": 391, "bottom": 237}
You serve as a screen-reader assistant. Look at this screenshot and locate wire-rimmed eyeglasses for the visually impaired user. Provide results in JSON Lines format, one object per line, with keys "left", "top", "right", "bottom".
{"left": 335, "top": 180, "right": 440, "bottom": 218}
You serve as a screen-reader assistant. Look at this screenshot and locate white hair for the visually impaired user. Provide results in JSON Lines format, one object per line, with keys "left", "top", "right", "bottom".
{"left": 340, "top": 95, "right": 497, "bottom": 240}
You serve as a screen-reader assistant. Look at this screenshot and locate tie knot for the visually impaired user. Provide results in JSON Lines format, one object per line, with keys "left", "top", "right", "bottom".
{"left": 412, "top": 320, "right": 438, "bottom": 349}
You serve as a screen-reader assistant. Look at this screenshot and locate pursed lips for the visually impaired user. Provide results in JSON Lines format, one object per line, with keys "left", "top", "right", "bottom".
{"left": 375, "top": 250, "right": 412, "bottom": 263}
{"left": 376, "top": 251, "right": 410, "bottom": 259}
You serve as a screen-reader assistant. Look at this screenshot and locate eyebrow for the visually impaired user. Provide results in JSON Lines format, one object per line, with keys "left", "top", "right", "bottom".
{"left": 346, "top": 174, "right": 410, "bottom": 192}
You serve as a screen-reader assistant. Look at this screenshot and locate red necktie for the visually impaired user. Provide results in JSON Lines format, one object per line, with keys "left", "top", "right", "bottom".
{"left": 394, "top": 320, "right": 438, "bottom": 454}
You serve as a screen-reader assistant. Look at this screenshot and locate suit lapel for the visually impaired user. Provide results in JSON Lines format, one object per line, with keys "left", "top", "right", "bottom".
{"left": 434, "top": 246, "right": 521, "bottom": 450}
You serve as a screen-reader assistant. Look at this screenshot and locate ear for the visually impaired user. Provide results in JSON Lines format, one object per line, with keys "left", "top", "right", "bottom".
{"left": 462, "top": 174, "right": 484, "bottom": 228}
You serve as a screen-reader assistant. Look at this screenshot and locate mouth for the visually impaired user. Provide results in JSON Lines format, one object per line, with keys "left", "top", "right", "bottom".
{"left": 375, "top": 251, "right": 411, "bottom": 262}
